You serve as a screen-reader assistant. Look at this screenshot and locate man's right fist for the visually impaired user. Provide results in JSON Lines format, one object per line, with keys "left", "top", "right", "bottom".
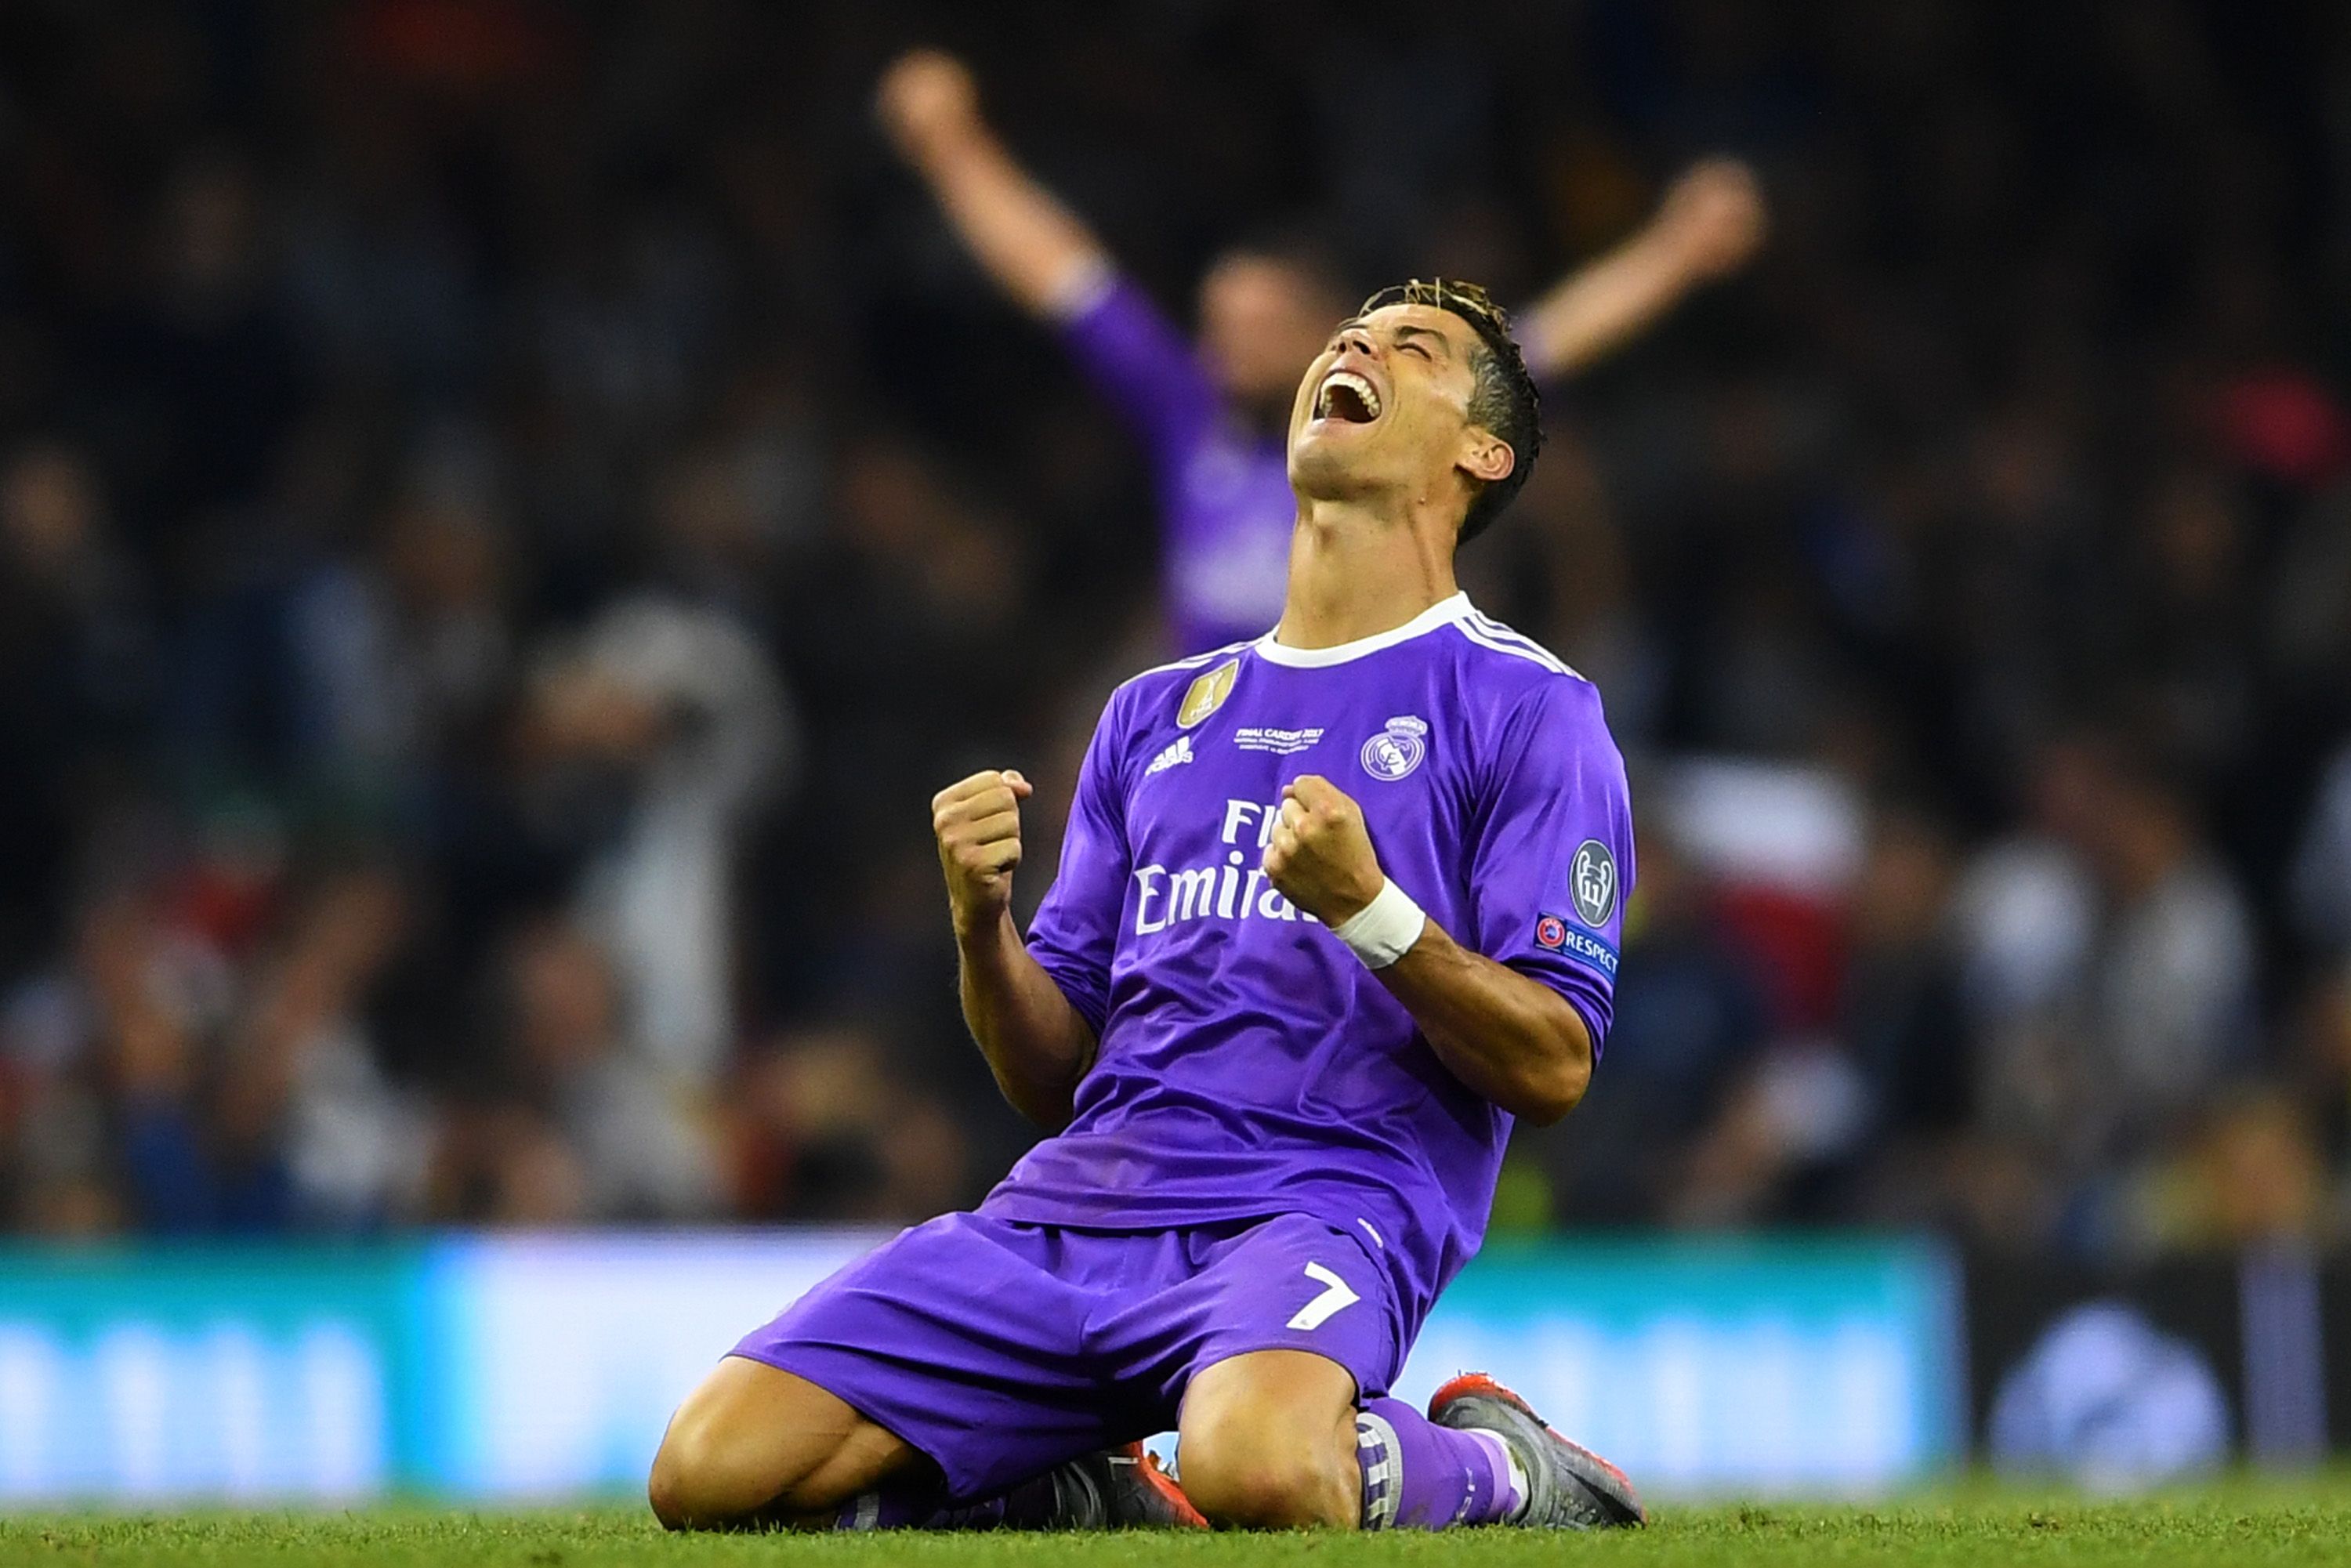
{"left": 933, "top": 768, "right": 1032, "bottom": 937}
{"left": 876, "top": 49, "right": 982, "bottom": 164}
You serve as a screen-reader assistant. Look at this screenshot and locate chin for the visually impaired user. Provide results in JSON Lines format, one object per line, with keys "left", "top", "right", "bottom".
{"left": 1287, "top": 430, "right": 1380, "bottom": 497}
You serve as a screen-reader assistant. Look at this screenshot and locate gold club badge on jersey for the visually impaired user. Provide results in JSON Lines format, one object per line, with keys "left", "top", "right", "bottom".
{"left": 1177, "top": 659, "right": 1239, "bottom": 729}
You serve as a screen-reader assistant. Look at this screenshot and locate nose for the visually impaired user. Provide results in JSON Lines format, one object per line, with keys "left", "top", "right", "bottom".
{"left": 1338, "top": 327, "right": 1375, "bottom": 360}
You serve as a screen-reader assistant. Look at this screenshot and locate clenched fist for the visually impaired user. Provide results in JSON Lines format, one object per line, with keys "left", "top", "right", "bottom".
{"left": 876, "top": 49, "right": 983, "bottom": 165}
{"left": 1262, "top": 775, "right": 1385, "bottom": 926}
{"left": 933, "top": 769, "right": 1032, "bottom": 939}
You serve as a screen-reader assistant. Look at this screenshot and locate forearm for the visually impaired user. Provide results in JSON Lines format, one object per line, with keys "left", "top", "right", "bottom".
{"left": 1523, "top": 158, "right": 1763, "bottom": 382}
{"left": 1262, "top": 775, "right": 1596, "bottom": 1125}
{"left": 1520, "top": 230, "right": 1697, "bottom": 383}
{"left": 957, "top": 909, "right": 1099, "bottom": 1128}
{"left": 911, "top": 130, "right": 1110, "bottom": 317}
{"left": 1372, "top": 918, "right": 1593, "bottom": 1126}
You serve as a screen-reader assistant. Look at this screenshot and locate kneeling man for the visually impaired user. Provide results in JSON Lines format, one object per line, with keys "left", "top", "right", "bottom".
{"left": 651, "top": 280, "right": 1642, "bottom": 1533}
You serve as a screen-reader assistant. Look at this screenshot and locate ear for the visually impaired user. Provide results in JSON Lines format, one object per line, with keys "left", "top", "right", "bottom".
{"left": 1457, "top": 428, "right": 1515, "bottom": 486}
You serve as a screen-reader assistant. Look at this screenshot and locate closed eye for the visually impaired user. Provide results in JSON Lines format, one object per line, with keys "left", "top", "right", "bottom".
{"left": 1400, "top": 341, "right": 1432, "bottom": 360}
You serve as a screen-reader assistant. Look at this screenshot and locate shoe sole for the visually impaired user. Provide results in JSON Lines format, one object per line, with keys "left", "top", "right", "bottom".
{"left": 1429, "top": 1372, "right": 1647, "bottom": 1527}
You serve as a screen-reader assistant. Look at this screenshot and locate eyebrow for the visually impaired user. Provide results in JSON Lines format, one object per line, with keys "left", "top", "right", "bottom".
{"left": 1330, "top": 317, "right": 1454, "bottom": 357}
{"left": 1392, "top": 323, "right": 1452, "bottom": 357}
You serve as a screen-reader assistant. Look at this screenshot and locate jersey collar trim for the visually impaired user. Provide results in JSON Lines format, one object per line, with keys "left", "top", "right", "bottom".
{"left": 1253, "top": 592, "right": 1474, "bottom": 668}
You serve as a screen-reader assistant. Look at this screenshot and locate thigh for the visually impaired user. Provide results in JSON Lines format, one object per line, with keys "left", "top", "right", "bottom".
{"left": 1178, "top": 1346, "right": 1361, "bottom": 1451}
{"left": 1099, "top": 1212, "right": 1400, "bottom": 1422}
{"left": 732, "top": 1211, "right": 1118, "bottom": 1501}
{"left": 651, "top": 1356, "right": 918, "bottom": 1528}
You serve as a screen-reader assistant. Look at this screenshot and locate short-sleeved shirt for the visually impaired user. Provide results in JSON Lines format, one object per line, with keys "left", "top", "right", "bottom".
{"left": 984, "top": 593, "right": 1634, "bottom": 1340}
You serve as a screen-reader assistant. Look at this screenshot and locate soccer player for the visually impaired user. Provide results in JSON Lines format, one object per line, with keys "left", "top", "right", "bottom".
{"left": 650, "top": 277, "right": 1639, "bottom": 1534}
{"left": 875, "top": 47, "right": 1764, "bottom": 653}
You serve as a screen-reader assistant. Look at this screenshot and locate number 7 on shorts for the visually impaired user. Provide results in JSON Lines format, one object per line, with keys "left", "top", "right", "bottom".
{"left": 1285, "top": 1262, "right": 1361, "bottom": 1331}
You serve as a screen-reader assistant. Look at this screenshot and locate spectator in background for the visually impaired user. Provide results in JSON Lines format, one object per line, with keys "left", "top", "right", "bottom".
{"left": 432, "top": 918, "right": 721, "bottom": 1224}
{"left": 1947, "top": 737, "right": 2118, "bottom": 1245}
{"left": 2133, "top": 1089, "right": 2329, "bottom": 1252}
{"left": 224, "top": 863, "right": 429, "bottom": 1227}
{"left": 1951, "top": 741, "right": 2259, "bottom": 1249}
{"left": 1842, "top": 809, "right": 1971, "bottom": 1146}
{"left": 1838, "top": 808, "right": 1973, "bottom": 1226}
{"left": 518, "top": 596, "right": 797, "bottom": 1089}
{"left": 875, "top": 48, "right": 1765, "bottom": 652}
{"left": 730, "top": 1023, "right": 969, "bottom": 1223}
{"left": 2081, "top": 760, "right": 2257, "bottom": 1146}
{"left": 289, "top": 464, "right": 516, "bottom": 818}
{"left": 1534, "top": 824, "right": 1767, "bottom": 1225}
{"left": 86, "top": 151, "right": 302, "bottom": 534}
{"left": 0, "top": 443, "right": 153, "bottom": 979}
{"left": 2287, "top": 965, "right": 2351, "bottom": 1238}
{"left": 2291, "top": 741, "right": 2351, "bottom": 961}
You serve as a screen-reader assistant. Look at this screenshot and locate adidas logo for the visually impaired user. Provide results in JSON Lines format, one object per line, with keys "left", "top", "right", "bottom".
{"left": 1144, "top": 734, "right": 1194, "bottom": 778}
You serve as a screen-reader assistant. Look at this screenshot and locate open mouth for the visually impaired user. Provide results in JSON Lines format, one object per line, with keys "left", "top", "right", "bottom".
{"left": 1313, "top": 369, "right": 1382, "bottom": 424}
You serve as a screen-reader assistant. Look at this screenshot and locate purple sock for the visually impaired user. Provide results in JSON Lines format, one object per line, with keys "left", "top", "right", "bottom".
{"left": 1354, "top": 1396, "right": 1518, "bottom": 1530}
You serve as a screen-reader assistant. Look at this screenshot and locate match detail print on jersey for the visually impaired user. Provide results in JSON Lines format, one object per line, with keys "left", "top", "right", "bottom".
{"left": 1286, "top": 1262, "right": 1362, "bottom": 1331}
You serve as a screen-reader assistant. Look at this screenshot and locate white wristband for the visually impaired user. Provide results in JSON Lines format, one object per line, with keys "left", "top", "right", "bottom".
{"left": 1331, "top": 878, "right": 1427, "bottom": 970}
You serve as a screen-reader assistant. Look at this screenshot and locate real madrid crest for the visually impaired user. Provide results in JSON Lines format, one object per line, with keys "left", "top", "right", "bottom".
{"left": 1359, "top": 715, "right": 1429, "bottom": 781}
{"left": 1177, "top": 659, "right": 1239, "bottom": 729}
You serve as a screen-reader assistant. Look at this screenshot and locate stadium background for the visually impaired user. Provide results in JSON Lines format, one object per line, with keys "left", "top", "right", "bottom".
{"left": 2, "top": 0, "right": 2349, "bottom": 1503}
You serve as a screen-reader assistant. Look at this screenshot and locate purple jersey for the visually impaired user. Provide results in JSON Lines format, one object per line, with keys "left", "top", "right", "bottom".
{"left": 1060, "top": 277, "right": 1297, "bottom": 652}
{"left": 987, "top": 593, "right": 1634, "bottom": 1343}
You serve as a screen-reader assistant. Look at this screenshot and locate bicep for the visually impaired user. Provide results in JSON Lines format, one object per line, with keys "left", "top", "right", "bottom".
{"left": 1023, "top": 712, "right": 1133, "bottom": 1034}
{"left": 1465, "top": 690, "right": 1634, "bottom": 1053}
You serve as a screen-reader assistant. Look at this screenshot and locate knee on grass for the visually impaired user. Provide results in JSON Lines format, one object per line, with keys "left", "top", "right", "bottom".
{"left": 647, "top": 1416, "right": 824, "bottom": 1531}
{"left": 1177, "top": 1421, "right": 1360, "bottom": 1530}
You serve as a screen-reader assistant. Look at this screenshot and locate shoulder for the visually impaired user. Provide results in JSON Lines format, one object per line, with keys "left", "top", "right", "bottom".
{"left": 1440, "top": 613, "right": 1620, "bottom": 775}
{"left": 1094, "top": 639, "right": 1257, "bottom": 740}
{"left": 1111, "top": 639, "right": 1255, "bottom": 702}
{"left": 1447, "top": 608, "right": 1588, "bottom": 685}
{"left": 1445, "top": 613, "right": 1606, "bottom": 728}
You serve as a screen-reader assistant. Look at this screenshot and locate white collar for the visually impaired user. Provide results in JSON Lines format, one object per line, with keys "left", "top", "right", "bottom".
{"left": 1253, "top": 592, "right": 1473, "bottom": 668}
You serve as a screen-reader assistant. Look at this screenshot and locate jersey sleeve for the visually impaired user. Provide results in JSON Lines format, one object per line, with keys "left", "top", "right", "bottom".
{"left": 1463, "top": 680, "right": 1635, "bottom": 1059}
{"left": 1057, "top": 274, "right": 1221, "bottom": 474}
{"left": 1022, "top": 693, "right": 1133, "bottom": 1037}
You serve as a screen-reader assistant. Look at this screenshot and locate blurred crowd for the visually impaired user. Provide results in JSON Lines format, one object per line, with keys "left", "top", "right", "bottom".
{"left": 2, "top": 0, "right": 2351, "bottom": 1259}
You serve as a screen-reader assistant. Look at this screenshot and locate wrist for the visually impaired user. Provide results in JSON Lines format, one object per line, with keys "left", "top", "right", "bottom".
{"left": 954, "top": 901, "right": 1016, "bottom": 949}
{"left": 1330, "top": 878, "right": 1427, "bottom": 970}
{"left": 920, "top": 121, "right": 996, "bottom": 172}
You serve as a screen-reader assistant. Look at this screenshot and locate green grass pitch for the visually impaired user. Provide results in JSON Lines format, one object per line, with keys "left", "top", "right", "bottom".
{"left": 5, "top": 1480, "right": 2350, "bottom": 1568}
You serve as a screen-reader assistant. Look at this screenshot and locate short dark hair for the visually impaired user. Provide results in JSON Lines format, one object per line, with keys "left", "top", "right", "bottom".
{"left": 1356, "top": 278, "right": 1541, "bottom": 544}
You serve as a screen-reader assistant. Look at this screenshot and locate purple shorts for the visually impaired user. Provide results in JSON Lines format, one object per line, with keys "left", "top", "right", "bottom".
{"left": 731, "top": 1208, "right": 1400, "bottom": 1500}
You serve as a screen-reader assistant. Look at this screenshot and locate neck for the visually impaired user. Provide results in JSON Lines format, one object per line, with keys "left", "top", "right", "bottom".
{"left": 1273, "top": 494, "right": 1458, "bottom": 649}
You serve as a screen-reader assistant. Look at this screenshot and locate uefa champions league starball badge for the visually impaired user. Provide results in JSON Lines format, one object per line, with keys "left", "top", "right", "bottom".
{"left": 1360, "top": 715, "right": 1429, "bottom": 781}
{"left": 1570, "top": 839, "right": 1617, "bottom": 926}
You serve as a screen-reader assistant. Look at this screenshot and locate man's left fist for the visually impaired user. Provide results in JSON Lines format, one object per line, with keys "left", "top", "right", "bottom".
{"left": 1262, "top": 775, "right": 1385, "bottom": 926}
